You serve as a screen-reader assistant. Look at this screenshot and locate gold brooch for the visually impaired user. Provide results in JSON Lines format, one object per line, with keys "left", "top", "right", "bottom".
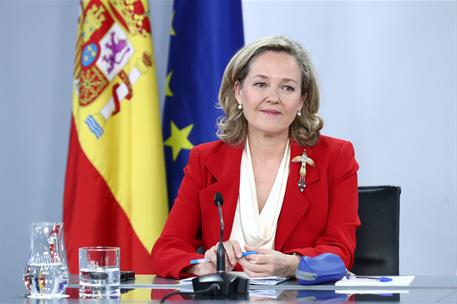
{"left": 291, "top": 149, "right": 315, "bottom": 192}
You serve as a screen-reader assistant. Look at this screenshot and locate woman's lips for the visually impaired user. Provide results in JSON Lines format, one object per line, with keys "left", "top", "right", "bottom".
{"left": 260, "top": 109, "right": 281, "bottom": 116}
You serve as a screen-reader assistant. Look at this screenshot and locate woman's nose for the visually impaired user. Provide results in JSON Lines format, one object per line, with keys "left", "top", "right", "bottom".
{"left": 266, "top": 87, "right": 280, "bottom": 104}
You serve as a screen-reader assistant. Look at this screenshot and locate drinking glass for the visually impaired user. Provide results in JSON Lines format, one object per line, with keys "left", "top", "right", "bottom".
{"left": 79, "top": 246, "right": 120, "bottom": 298}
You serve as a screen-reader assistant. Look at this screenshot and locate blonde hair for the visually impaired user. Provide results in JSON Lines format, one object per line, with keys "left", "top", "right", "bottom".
{"left": 216, "top": 35, "right": 323, "bottom": 146}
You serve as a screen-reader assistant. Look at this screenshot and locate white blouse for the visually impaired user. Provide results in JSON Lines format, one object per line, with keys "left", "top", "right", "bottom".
{"left": 229, "top": 139, "right": 290, "bottom": 250}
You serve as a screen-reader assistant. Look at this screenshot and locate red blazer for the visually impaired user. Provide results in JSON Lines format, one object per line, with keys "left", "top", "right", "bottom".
{"left": 151, "top": 135, "right": 360, "bottom": 279}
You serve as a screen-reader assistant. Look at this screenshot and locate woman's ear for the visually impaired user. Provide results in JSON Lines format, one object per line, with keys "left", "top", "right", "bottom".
{"left": 234, "top": 81, "right": 242, "bottom": 103}
{"left": 299, "top": 93, "right": 307, "bottom": 109}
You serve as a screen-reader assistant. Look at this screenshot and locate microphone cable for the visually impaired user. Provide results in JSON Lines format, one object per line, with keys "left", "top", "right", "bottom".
{"left": 159, "top": 283, "right": 220, "bottom": 303}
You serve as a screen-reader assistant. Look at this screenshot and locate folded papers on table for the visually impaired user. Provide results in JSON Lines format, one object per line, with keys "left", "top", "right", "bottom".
{"left": 179, "top": 272, "right": 288, "bottom": 286}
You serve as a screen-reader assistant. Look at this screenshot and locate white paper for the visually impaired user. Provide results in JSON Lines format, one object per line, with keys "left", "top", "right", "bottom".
{"left": 335, "top": 276, "right": 415, "bottom": 287}
{"left": 230, "top": 271, "right": 289, "bottom": 285}
{"left": 249, "top": 276, "right": 289, "bottom": 285}
{"left": 178, "top": 277, "right": 194, "bottom": 285}
{"left": 178, "top": 272, "right": 289, "bottom": 286}
{"left": 249, "top": 289, "right": 283, "bottom": 299}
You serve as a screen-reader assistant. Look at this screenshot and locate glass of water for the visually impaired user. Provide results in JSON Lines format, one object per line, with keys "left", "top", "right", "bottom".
{"left": 79, "top": 246, "right": 120, "bottom": 299}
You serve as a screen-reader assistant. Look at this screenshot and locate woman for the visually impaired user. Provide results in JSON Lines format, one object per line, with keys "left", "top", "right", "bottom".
{"left": 151, "top": 36, "right": 360, "bottom": 279}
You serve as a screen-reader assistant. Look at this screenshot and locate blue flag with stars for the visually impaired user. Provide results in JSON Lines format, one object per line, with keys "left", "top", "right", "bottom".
{"left": 162, "top": 0, "right": 244, "bottom": 207}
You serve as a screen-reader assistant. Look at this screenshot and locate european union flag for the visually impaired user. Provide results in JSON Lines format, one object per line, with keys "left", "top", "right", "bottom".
{"left": 162, "top": 0, "right": 244, "bottom": 207}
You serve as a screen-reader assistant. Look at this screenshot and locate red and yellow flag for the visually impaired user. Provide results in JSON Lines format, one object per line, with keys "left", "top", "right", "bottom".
{"left": 63, "top": 0, "right": 168, "bottom": 274}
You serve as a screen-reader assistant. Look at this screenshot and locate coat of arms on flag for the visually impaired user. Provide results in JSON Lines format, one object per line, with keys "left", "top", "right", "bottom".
{"left": 74, "top": 0, "right": 155, "bottom": 139}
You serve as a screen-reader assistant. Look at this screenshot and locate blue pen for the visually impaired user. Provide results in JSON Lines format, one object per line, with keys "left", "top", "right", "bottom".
{"left": 242, "top": 251, "right": 257, "bottom": 257}
{"left": 359, "top": 276, "right": 392, "bottom": 282}
{"left": 354, "top": 276, "right": 392, "bottom": 282}
{"left": 190, "top": 258, "right": 210, "bottom": 265}
{"left": 357, "top": 276, "right": 392, "bottom": 282}
{"left": 347, "top": 271, "right": 392, "bottom": 282}
{"left": 189, "top": 251, "right": 257, "bottom": 265}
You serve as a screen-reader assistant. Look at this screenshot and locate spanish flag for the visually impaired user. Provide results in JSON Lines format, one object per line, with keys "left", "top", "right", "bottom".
{"left": 63, "top": 0, "right": 167, "bottom": 274}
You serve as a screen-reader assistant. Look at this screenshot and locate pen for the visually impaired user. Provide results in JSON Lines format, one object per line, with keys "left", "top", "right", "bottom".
{"left": 347, "top": 271, "right": 392, "bottom": 282}
{"left": 189, "top": 251, "right": 257, "bottom": 265}
{"left": 356, "top": 276, "right": 392, "bottom": 282}
{"left": 242, "top": 251, "right": 257, "bottom": 257}
{"left": 189, "top": 258, "right": 210, "bottom": 265}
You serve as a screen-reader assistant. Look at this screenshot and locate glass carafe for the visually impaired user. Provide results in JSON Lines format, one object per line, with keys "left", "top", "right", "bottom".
{"left": 23, "top": 222, "right": 69, "bottom": 298}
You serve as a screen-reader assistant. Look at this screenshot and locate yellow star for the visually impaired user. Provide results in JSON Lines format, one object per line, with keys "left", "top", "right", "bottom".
{"left": 164, "top": 121, "right": 194, "bottom": 161}
{"left": 165, "top": 71, "right": 173, "bottom": 97}
{"left": 170, "top": 11, "right": 176, "bottom": 36}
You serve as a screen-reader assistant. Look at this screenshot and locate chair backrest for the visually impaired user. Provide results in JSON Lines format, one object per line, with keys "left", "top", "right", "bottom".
{"left": 352, "top": 186, "right": 401, "bottom": 275}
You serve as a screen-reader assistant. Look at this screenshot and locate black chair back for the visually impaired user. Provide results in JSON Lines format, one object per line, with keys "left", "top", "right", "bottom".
{"left": 352, "top": 186, "right": 401, "bottom": 275}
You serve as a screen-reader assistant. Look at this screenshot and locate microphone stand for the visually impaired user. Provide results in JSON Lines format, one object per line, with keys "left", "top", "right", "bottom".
{"left": 216, "top": 201, "right": 225, "bottom": 272}
{"left": 192, "top": 193, "right": 249, "bottom": 299}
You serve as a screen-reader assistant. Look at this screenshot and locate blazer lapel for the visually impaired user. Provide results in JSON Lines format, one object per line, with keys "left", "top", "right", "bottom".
{"left": 199, "top": 143, "right": 243, "bottom": 242}
{"left": 275, "top": 141, "right": 320, "bottom": 250}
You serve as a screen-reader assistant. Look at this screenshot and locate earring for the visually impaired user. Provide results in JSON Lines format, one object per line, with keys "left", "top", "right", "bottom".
{"left": 237, "top": 103, "right": 243, "bottom": 110}
{"left": 297, "top": 111, "right": 302, "bottom": 117}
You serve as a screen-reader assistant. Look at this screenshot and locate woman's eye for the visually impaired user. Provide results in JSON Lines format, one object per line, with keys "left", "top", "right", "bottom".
{"left": 283, "top": 85, "right": 295, "bottom": 92}
{"left": 254, "top": 82, "right": 266, "bottom": 88}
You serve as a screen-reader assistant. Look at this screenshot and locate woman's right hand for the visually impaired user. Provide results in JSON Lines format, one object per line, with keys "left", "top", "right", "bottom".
{"left": 205, "top": 240, "right": 244, "bottom": 272}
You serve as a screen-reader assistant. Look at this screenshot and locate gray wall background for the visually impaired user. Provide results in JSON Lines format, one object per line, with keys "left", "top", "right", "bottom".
{"left": 0, "top": 0, "right": 455, "bottom": 298}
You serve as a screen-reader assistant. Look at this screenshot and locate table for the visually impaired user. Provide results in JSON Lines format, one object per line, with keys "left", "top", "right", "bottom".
{"left": 10, "top": 275, "right": 457, "bottom": 303}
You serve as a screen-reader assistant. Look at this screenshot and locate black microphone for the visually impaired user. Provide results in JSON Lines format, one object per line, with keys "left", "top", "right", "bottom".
{"left": 191, "top": 192, "right": 248, "bottom": 299}
{"left": 214, "top": 192, "right": 225, "bottom": 272}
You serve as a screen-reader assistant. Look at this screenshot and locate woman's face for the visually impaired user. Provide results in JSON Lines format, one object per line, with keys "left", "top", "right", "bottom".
{"left": 234, "top": 51, "right": 304, "bottom": 139}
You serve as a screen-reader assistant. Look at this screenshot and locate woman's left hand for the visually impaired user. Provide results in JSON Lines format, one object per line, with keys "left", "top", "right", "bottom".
{"left": 238, "top": 245, "right": 301, "bottom": 277}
